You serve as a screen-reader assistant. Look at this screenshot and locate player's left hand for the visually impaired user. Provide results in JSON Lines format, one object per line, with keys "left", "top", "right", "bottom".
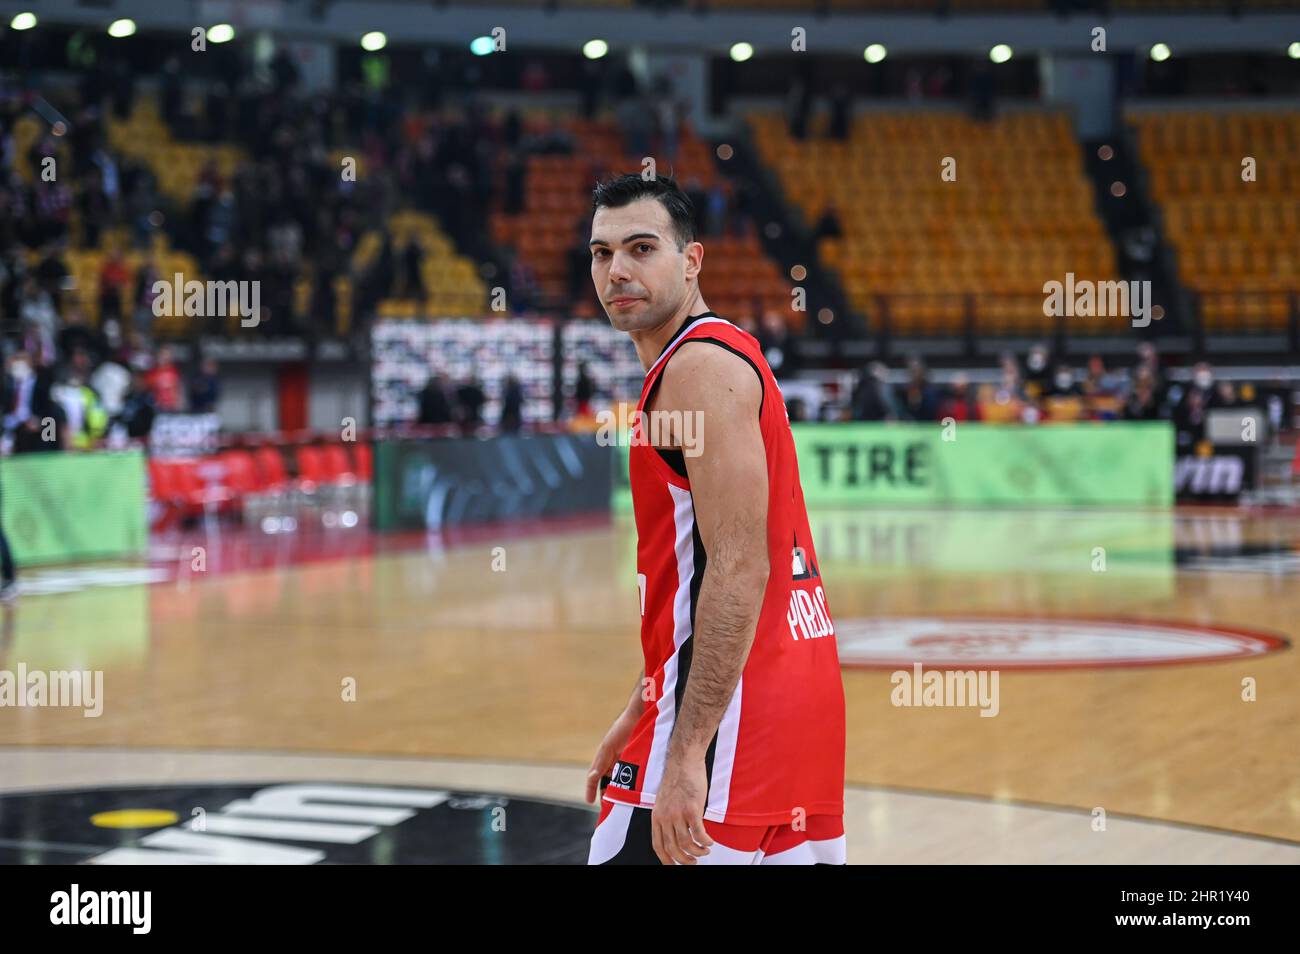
{"left": 651, "top": 752, "right": 713, "bottom": 865}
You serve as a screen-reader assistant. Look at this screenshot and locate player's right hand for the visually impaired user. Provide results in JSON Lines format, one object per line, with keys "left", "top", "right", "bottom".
{"left": 585, "top": 709, "right": 638, "bottom": 804}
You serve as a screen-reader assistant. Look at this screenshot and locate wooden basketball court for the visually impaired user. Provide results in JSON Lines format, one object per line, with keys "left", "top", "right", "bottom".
{"left": 1, "top": 506, "right": 1296, "bottom": 862}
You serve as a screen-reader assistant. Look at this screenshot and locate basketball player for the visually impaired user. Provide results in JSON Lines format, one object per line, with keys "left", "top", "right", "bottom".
{"left": 584, "top": 175, "right": 846, "bottom": 865}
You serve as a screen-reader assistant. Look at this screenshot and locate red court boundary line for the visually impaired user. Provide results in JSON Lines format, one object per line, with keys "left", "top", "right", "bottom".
{"left": 836, "top": 614, "right": 1291, "bottom": 672}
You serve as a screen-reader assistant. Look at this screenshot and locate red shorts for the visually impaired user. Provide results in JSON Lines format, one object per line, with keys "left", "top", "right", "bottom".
{"left": 589, "top": 798, "right": 846, "bottom": 865}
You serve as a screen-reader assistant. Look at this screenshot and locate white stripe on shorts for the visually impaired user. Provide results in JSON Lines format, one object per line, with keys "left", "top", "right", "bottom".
{"left": 588, "top": 803, "right": 635, "bottom": 865}
{"left": 756, "top": 835, "right": 847, "bottom": 865}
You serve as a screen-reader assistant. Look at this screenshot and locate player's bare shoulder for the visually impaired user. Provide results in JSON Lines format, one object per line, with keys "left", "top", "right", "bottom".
{"left": 655, "top": 338, "right": 762, "bottom": 420}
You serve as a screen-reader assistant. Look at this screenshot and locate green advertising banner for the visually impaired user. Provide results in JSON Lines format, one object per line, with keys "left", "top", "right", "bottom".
{"left": 613, "top": 423, "right": 1175, "bottom": 510}
{"left": 794, "top": 423, "right": 1174, "bottom": 507}
{"left": 2, "top": 450, "right": 148, "bottom": 565}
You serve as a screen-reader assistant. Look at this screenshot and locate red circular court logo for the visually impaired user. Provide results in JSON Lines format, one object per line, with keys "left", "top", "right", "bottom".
{"left": 834, "top": 616, "right": 1289, "bottom": 671}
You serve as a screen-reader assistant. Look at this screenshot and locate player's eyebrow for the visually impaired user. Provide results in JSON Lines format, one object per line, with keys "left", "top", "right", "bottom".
{"left": 589, "top": 232, "right": 663, "bottom": 248}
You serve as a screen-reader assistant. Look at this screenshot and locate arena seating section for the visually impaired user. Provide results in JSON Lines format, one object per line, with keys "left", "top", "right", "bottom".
{"left": 750, "top": 110, "right": 1119, "bottom": 337}
{"left": 1132, "top": 110, "right": 1300, "bottom": 333}
{"left": 10, "top": 97, "right": 486, "bottom": 335}
{"left": 489, "top": 114, "right": 798, "bottom": 325}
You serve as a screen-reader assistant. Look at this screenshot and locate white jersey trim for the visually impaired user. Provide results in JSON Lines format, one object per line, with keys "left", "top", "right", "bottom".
{"left": 644, "top": 316, "right": 733, "bottom": 379}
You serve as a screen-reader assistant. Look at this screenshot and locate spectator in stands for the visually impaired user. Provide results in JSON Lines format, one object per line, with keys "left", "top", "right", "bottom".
{"left": 125, "top": 170, "right": 161, "bottom": 246}
{"left": 852, "top": 362, "right": 899, "bottom": 422}
{"left": 0, "top": 244, "right": 25, "bottom": 322}
{"left": 18, "top": 276, "right": 57, "bottom": 344}
{"left": 1082, "top": 355, "right": 1122, "bottom": 398}
{"left": 134, "top": 256, "right": 165, "bottom": 333}
{"left": 829, "top": 84, "right": 851, "bottom": 141}
{"left": 970, "top": 62, "right": 996, "bottom": 122}
{"left": 899, "top": 357, "right": 941, "bottom": 421}
{"left": 1046, "top": 363, "right": 1082, "bottom": 398}
{"left": 1135, "top": 340, "right": 1169, "bottom": 408}
{"left": 417, "top": 373, "right": 453, "bottom": 426}
{"left": 1023, "top": 343, "right": 1051, "bottom": 400}
{"left": 79, "top": 166, "right": 112, "bottom": 248}
{"left": 652, "top": 75, "right": 681, "bottom": 161}
{"left": 31, "top": 177, "right": 73, "bottom": 249}
{"left": 1178, "top": 361, "right": 1216, "bottom": 417}
{"left": 705, "top": 183, "right": 728, "bottom": 238}
{"left": 616, "top": 92, "right": 654, "bottom": 158}
{"left": 504, "top": 150, "right": 527, "bottom": 216}
{"left": 98, "top": 248, "right": 131, "bottom": 326}
{"left": 189, "top": 357, "right": 221, "bottom": 414}
{"left": 56, "top": 304, "right": 107, "bottom": 366}
{"left": 730, "top": 180, "right": 754, "bottom": 239}
{"left": 813, "top": 206, "right": 843, "bottom": 243}
{"left": 787, "top": 78, "right": 812, "bottom": 141}
{"left": 91, "top": 349, "right": 131, "bottom": 421}
{"left": 994, "top": 356, "right": 1029, "bottom": 404}
{"left": 118, "top": 368, "right": 156, "bottom": 440}
{"left": 120, "top": 331, "right": 154, "bottom": 375}
{"left": 146, "top": 345, "right": 184, "bottom": 412}
{"left": 500, "top": 374, "right": 525, "bottom": 434}
{"left": 507, "top": 250, "right": 540, "bottom": 315}
{"left": 567, "top": 219, "right": 594, "bottom": 307}
{"left": 5, "top": 351, "right": 63, "bottom": 453}
{"left": 938, "top": 373, "right": 980, "bottom": 422}
{"left": 757, "top": 310, "right": 801, "bottom": 381}
{"left": 574, "top": 362, "right": 596, "bottom": 417}
{"left": 1213, "top": 380, "right": 1239, "bottom": 410}
{"left": 455, "top": 373, "right": 487, "bottom": 435}
{"left": 683, "top": 177, "right": 709, "bottom": 238}
{"left": 1123, "top": 367, "right": 1161, "bottom": 420}
{"left": 55, "top": 353, "right": 109, "bottom": 450}
{"left": 1175, "top": 386, "right": 1208, "bottom": 445}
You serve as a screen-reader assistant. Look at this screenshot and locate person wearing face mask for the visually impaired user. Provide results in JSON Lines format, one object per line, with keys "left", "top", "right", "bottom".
{"left": 1023, "top": 344, "right": 1052, "bottom": 401}
{"left": 1175, "top": 362, "right": 1216, "bottom": 422}
{"left": 1046, "top": 364, "right": 1082, "bottom": 398}
{"left": 4, "top": 351, "right": 62, "bottom": 453}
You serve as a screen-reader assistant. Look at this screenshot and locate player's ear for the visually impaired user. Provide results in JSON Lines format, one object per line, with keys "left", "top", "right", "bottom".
{"left": 684, "top": 240, "right": 704, "bottom": 281}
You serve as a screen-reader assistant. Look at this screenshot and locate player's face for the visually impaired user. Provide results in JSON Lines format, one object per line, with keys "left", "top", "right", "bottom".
{"left": 590, "top": 199, "right": 696, "bottom": 333}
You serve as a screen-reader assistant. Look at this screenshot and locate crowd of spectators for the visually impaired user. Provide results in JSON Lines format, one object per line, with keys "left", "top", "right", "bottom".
{"left": 848, "top": 341, "right": 1272, "bottom": 443}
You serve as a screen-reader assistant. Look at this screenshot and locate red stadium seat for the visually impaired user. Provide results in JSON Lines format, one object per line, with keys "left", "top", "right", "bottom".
{"left": 351, "top": 443, "right": 373, "bottom": 482}
{"left": 321, "top": 444, "right": 357, "bottom": 484}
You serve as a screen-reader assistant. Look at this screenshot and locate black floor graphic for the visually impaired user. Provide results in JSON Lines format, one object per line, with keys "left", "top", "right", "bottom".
{"left": 1175, "top": 544, "right": 1300, "bottom": 573}
{"left": 0, "top": 783, "right": 594, "bottom": 865}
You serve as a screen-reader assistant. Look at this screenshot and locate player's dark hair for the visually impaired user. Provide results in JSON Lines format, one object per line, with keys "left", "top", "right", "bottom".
{"left": 591, "top": 174, "right": 696, "bottom": 250}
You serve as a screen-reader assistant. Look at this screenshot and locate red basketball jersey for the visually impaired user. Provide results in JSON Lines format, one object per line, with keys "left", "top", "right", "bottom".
{"left": 604, "top": 313, "right": 846, "bottom": 826}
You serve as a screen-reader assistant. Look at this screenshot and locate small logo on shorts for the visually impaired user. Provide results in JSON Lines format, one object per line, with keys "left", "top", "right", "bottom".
{"left": 610, "top": 761, "right": 640, "bottom": 790}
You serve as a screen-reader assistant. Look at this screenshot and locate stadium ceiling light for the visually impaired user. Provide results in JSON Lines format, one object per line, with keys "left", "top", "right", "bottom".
{"left": 1150, "top": 43, "right": 1171, "bottom": 62}
{"left": 583, "top": 39, "right": 608, "bottom": 60}
{"left": 864, "top": 44, "right": 887, "bottom": 64}
{"left": 989, "top": 44, "right": 1012, "bottom": 64}
{"left": 730, "top": 42, "right": 754, "bottom": 63}
{"left": 10, "top": 12, "right": 37, "bottom": 31}
{"left": 1288, "top": 42, "right": 1300, "bottom": 59}
{"left": 361, "top": 31, "right": 387, "bottom": 52}
{"left": 207, "top": 24, "right": 235, "bottom": 44}
{"left": 107, "top": 19, "right": 136, "bottom": 39}
{"left": 470, "top": 36, "right": 494, "bottom": 56}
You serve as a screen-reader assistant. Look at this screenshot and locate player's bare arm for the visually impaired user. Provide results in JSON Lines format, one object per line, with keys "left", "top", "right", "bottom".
{"left": 585, "top": 668, "right": 645, "bottom": 804}
{"left": 649, "top": 341, "right": 769, "bottom": 865}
